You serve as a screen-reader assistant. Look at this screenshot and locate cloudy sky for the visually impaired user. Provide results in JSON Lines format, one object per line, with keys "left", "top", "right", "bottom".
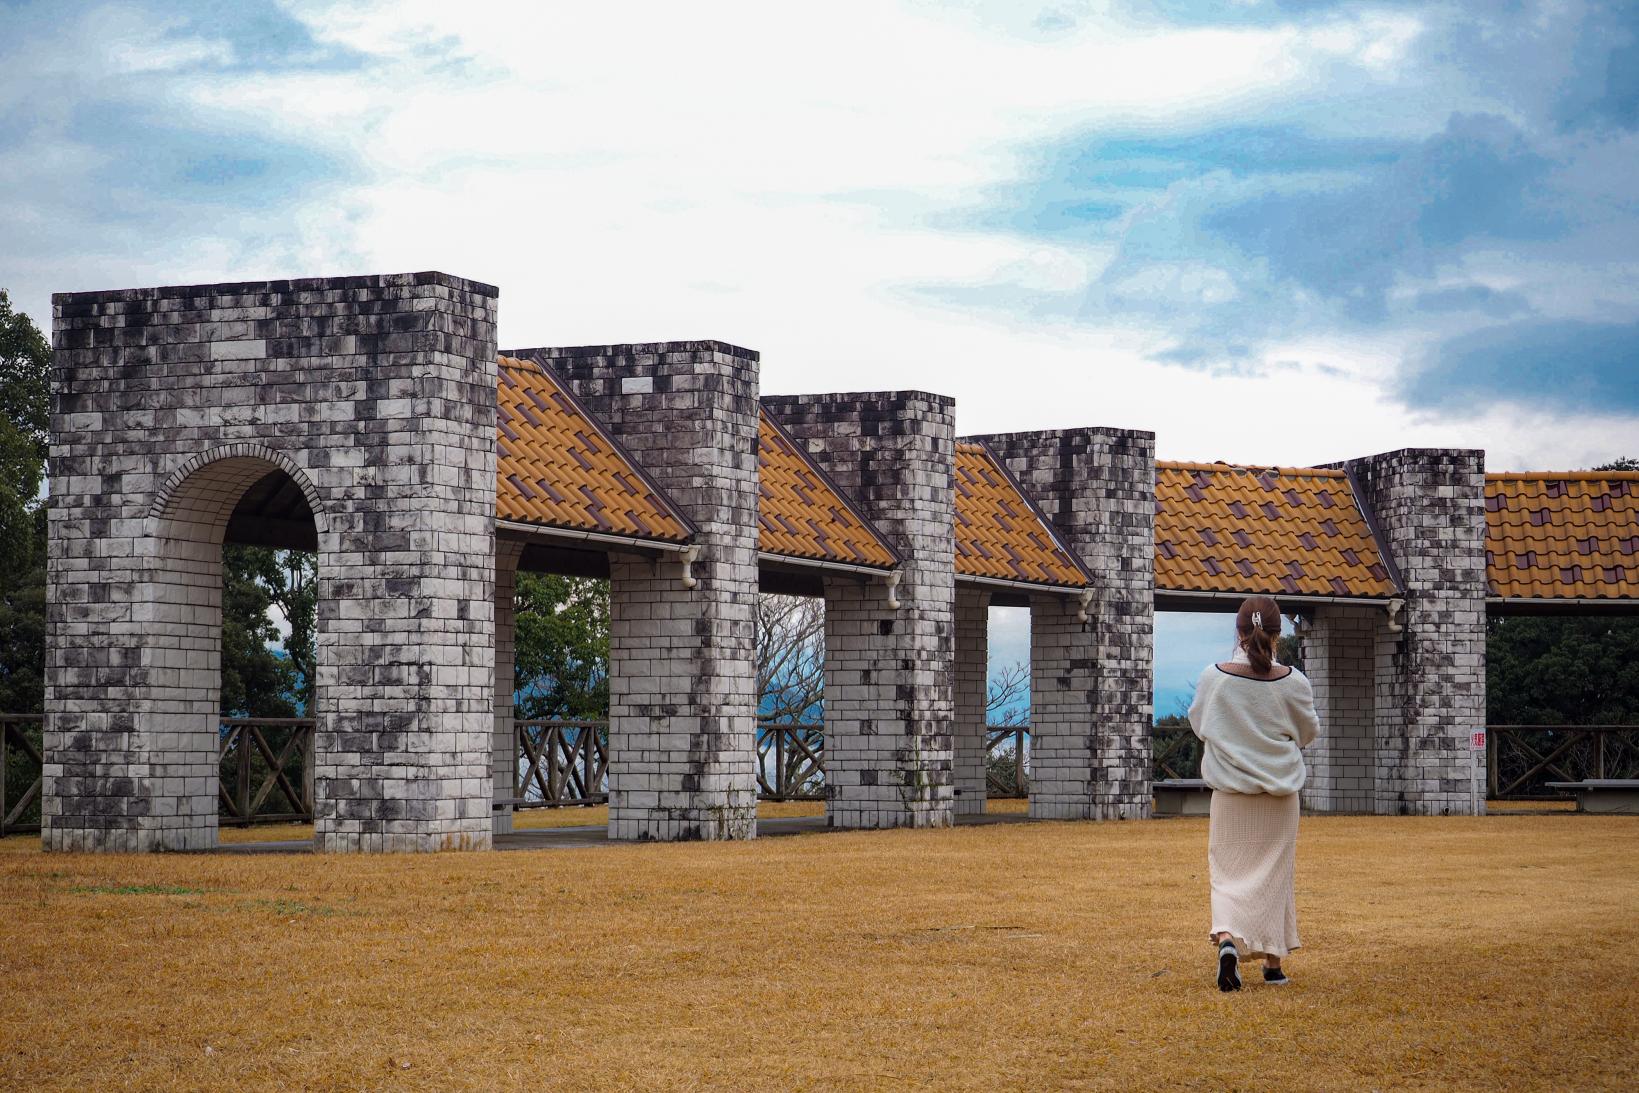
{"left": 3, "top": 0, "right": 1636, "bottom": 709}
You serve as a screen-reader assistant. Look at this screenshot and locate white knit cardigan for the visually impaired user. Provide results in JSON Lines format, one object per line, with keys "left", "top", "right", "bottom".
{"left": 1187, "top": 660, "right": 1321, "bottom": 796}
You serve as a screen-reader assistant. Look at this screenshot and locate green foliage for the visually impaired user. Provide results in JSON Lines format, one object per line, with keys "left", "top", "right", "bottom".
{"left": 220, "top": 546, "right": 315, "bottom": 717}
{"left": 0, "top": 291, "right": 49, "bottom": 715}
{"left": 514, "top": 573, "right": 609, "bottom": 719}
{"left": 1486, "top": 615, "right": 1639, "bottom": 726}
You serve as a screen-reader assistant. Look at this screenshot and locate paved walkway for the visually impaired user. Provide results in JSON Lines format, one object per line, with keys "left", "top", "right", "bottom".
{"left": 216, "top": 811, "right": 1037, "bottom": 854}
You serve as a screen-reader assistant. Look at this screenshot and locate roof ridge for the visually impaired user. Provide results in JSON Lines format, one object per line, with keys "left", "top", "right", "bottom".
{"left": 1486, "top": 470, "right": 1639, "bottom": 481}
{"left": 1157, "top": 460, "right": 1348, "bottom": 477}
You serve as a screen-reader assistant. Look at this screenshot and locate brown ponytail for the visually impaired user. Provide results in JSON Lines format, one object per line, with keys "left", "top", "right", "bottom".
{"left": 1235, "top": 595, "right": 1283, "bottom": 674}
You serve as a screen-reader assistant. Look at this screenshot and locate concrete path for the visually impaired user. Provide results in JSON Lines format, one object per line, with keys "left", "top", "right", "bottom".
{"left": 216, "top": 811, "right": 1037, "bottom": 854}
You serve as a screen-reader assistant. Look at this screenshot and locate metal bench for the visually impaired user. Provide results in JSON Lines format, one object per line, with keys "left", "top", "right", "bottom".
{"left": 1544, "top": 780, "right": 1639, "bottom": 814}
{"left": 1153, "top": 778, "right": 1212, "bottom": 817}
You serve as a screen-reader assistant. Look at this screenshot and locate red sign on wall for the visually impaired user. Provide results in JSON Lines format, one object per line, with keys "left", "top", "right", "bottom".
{"left": 1471, "top": 730, "right": 1486, "bottom": 750}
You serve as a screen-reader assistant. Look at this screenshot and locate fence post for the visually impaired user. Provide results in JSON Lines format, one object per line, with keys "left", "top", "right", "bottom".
{"left": 1486, "top": 728, "right": 1498, "bottom": 800}
{"left": 302, "top": 723, "right": 316, "bottom": 819}
{"left": 1, "top": 721, "right": 9, "bottom": 837}
{"left": 236, "top": 726, "right": 252, "bottom": 828}
{"left": 1596, "top": 731, "right": 1605, "bottom": 780}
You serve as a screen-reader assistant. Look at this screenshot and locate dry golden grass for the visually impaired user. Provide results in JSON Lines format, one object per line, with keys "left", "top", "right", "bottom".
{"left": 3, "top": 813, "right": 1636, "bottom": 1091}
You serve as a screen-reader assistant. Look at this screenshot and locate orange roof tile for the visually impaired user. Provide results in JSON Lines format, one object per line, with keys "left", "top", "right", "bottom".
{"left": 955, "top": 442, "right": 1089, "bottom": 588}
{"left": 496, "top": 356, "right": 693, "bottom": 543}
{"left": 1155, "top": 462, "right": 1396, "bottom": 599}
{"left": 1485, "top": 473, "right": 1639, "bottom": 600}
{"left": 757, "top": 410, "right": 898, "bottom": 569}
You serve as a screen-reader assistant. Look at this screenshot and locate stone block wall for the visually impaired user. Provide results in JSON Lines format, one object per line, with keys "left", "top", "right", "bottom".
{"left": 953, "top": 586, "right": 990, "bottom": 815}
{"left": 763, "top": 392, "right": 956, "bottom": 829}
{"left": 978, "top": 428, "right": 1155, "bottom": 819}
{"left": 46, "top": 272, "right": 499, "bottom": 852}
{"left": 514, "top": 343, "right": 760, "bottom": 840}
{"left": 1347, "top": 449, "right": 1488, "bottom": 816}
{"left": 1300, "top": 604, "right": 1378, "bottom": 813}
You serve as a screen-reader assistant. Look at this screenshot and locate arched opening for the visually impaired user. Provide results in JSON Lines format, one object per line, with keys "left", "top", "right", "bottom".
{"left": 146, "top": 454, "right": 321, "bottom": 850}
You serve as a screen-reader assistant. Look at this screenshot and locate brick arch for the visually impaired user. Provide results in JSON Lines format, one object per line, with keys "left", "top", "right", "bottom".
{"left": 148, "top": 443, "right": 326, "bottom": 535}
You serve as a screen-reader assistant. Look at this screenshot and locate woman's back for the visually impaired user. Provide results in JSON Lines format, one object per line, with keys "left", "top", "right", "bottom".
{"left": 1188, "top": 662, "right": 1319, "bottom": 796}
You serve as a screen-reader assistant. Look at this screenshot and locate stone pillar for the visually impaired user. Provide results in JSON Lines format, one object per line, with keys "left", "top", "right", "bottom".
{"left": 762, "top": 392, "right": 956, "bottom": 830}
{"left": 953, "top": 585, "right": 990, "bottom": 816}
{"left": 493, "top": 538, "right": 525, "bottom": 835}
{"left": 977, "top": 428, "right": 1155, "bottom": 820}
{"left": 519, "top": 342, "right": 760, "bottom": 841}
{"left": 1347, "top": 449, "right": 1487, "bottom": 816}
{"left": 1298, "top": 604, "right": 1378, "bottom": 813}
{"left": 45, "top": 272, "right": 498, "bottom": 852}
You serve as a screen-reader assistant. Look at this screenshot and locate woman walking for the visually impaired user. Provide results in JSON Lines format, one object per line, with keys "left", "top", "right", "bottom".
{"left": 1188, "top": 595, "right": 1320, "bottom": 991}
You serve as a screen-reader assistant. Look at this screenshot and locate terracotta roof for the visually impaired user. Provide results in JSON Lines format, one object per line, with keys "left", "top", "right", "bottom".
{"left": 954, "top": 442, "right": 1089, "bottom": 588}
{"left": 1485, "top": 472, "right": 1639, "bottom": 600}
{"left": 758, "top": 410, "right": 898, "bottom": 569}
{"left": 1155, "top": 461, "right": 1396, "bottom": 599}
{"left": 496, "top": 356, "right": 693, "bottom": 543}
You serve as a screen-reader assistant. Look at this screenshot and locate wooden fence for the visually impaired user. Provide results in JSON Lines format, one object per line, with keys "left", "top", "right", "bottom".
{"left": 2, "top": 714, "right": 44, "bottom": 836}
{"left": 757, "top": 721, "right": 824, "bottom": 800}
{"left": 1488, "top": 725, "right": 1639, "bottom": 800}
{"left": 219, "top": 718, "right": 315, "bottom": 826}
{"left": 511, "top": 720, "right": 610, "bottom": 808}
{"left": 16, "top": 715, "right": 1627, "bottom": 828}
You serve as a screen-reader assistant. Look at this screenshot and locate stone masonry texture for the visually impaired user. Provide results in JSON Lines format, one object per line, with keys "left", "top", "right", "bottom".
{"left": 1347, "top": 449, "right": 1488, "bottom": 816}
{"left": 511, "top": 343, "right": 761, "bottom": 841}
{"left": 953, "top": 585, "right": 990, "bottom": 815}
{"left": 46, "top": 272, "right": 499, "bottom": 852}
{"left": 762, "top": 392, "right": 957, "bottom": 830}
{"left": 1299, "top": 603, "right": 1379, "bottom": 813}
{"left": 977, "top": 428, "right": 1155, "bottom": 820}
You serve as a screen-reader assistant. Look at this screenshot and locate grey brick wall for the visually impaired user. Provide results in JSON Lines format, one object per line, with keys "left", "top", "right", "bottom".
{"left": 1347, "top": 448, "right": 1488, "bottom": 816}
{"left": 763, "top": 392, "right": 956, "bottom": 829}
{"left": 47, "top": 272, "right": 499, "bottom": 852}
{"left": 1300, "top": 604, "right": 1378, "bottom": 813}
{"left": 953, "top": 585, "right": 990, "bottom": 816}
{"left": 977, "top": 428, "right": 1155, "bottom": 819}
{"left": 514, "top": 343, "right": 760, "bottom": 841}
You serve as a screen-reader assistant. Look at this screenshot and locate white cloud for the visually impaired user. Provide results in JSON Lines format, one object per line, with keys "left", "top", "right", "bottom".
{"left": 3, "top": 0, "right": 1633, "bottom": 473}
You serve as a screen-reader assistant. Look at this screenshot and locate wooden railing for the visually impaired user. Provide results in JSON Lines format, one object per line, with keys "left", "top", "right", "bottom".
{"left": 986, "top": 725, "right": 1030, "bottom": 797}
{"left": 757, "top": 721, "right": 824, "bottom": 800}
{"left": 1152, "top": 725, "right": 1203, "bottom": 781}
{"left": 2, "top": 714, "right": 44, "bottom": 836}
{"left": 512, "top": 720, "right": 609, "bottom": 808}
{"left": 26, "top": 715, "right": 1618, "bottom": 825}
{"left": 1488, "top": 725, "right": 1639, "bottom": 800}
{"left": 218, "top": 718, "right": 315, "bottom": 826}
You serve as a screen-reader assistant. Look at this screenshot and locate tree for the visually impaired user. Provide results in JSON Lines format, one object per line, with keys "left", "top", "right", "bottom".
{"left": 219, "top": 545, "right": 315, "bottom": 717}
{"left": 513, "top": 572, "right": 610, "bottom": 720}
{"left": 0, "top": 290, "right": 50, "bottom": 715}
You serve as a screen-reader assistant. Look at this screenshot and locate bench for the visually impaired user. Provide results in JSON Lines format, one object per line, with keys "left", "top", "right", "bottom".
{"left": 1544, "top": 780, "right": 1639, "bottom": 815}
{"left": 1153, "top": 778, "right": 1212, "bottom": 817}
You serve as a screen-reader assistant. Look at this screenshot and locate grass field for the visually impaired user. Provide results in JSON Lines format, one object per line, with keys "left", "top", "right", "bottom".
{"left": 2, "top": 811, "right": 1634, "bottom": 1090}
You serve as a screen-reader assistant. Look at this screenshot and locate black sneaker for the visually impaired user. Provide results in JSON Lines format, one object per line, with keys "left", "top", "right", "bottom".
{"left": 1217, "top": 940, "right": 1241, "bottom": 992}
{"left": 1262, "top": 967, "right": 1289, "bottom": 986}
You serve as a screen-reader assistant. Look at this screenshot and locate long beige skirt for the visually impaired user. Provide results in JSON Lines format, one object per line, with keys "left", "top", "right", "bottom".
{"left": 1208, "top": 789, "right": 1301, "bottom": 958}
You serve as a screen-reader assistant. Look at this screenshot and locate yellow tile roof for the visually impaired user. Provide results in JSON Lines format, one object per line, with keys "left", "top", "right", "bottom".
{"left": 1155, "top": 461, "right": 1396, "bottom": 598}
{"left": 1485, "top": 472, "right": 1639, "bottom": 600}
{"left": 757, "top": 410, "right": 898, "bottom": 568}
{"left": 955, "top": 442, "right": 1089, "bottom": 588}
{"left": 496, "top": 356, "right": 693, "bottom": 543}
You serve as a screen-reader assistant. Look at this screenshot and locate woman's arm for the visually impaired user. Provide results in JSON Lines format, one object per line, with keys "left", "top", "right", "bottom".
{"left": 1187, "top": 668, "right": 1210, "bottom": 741}
{"left": 1288, "top": 673, "right": 1320, "bottom": 747}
